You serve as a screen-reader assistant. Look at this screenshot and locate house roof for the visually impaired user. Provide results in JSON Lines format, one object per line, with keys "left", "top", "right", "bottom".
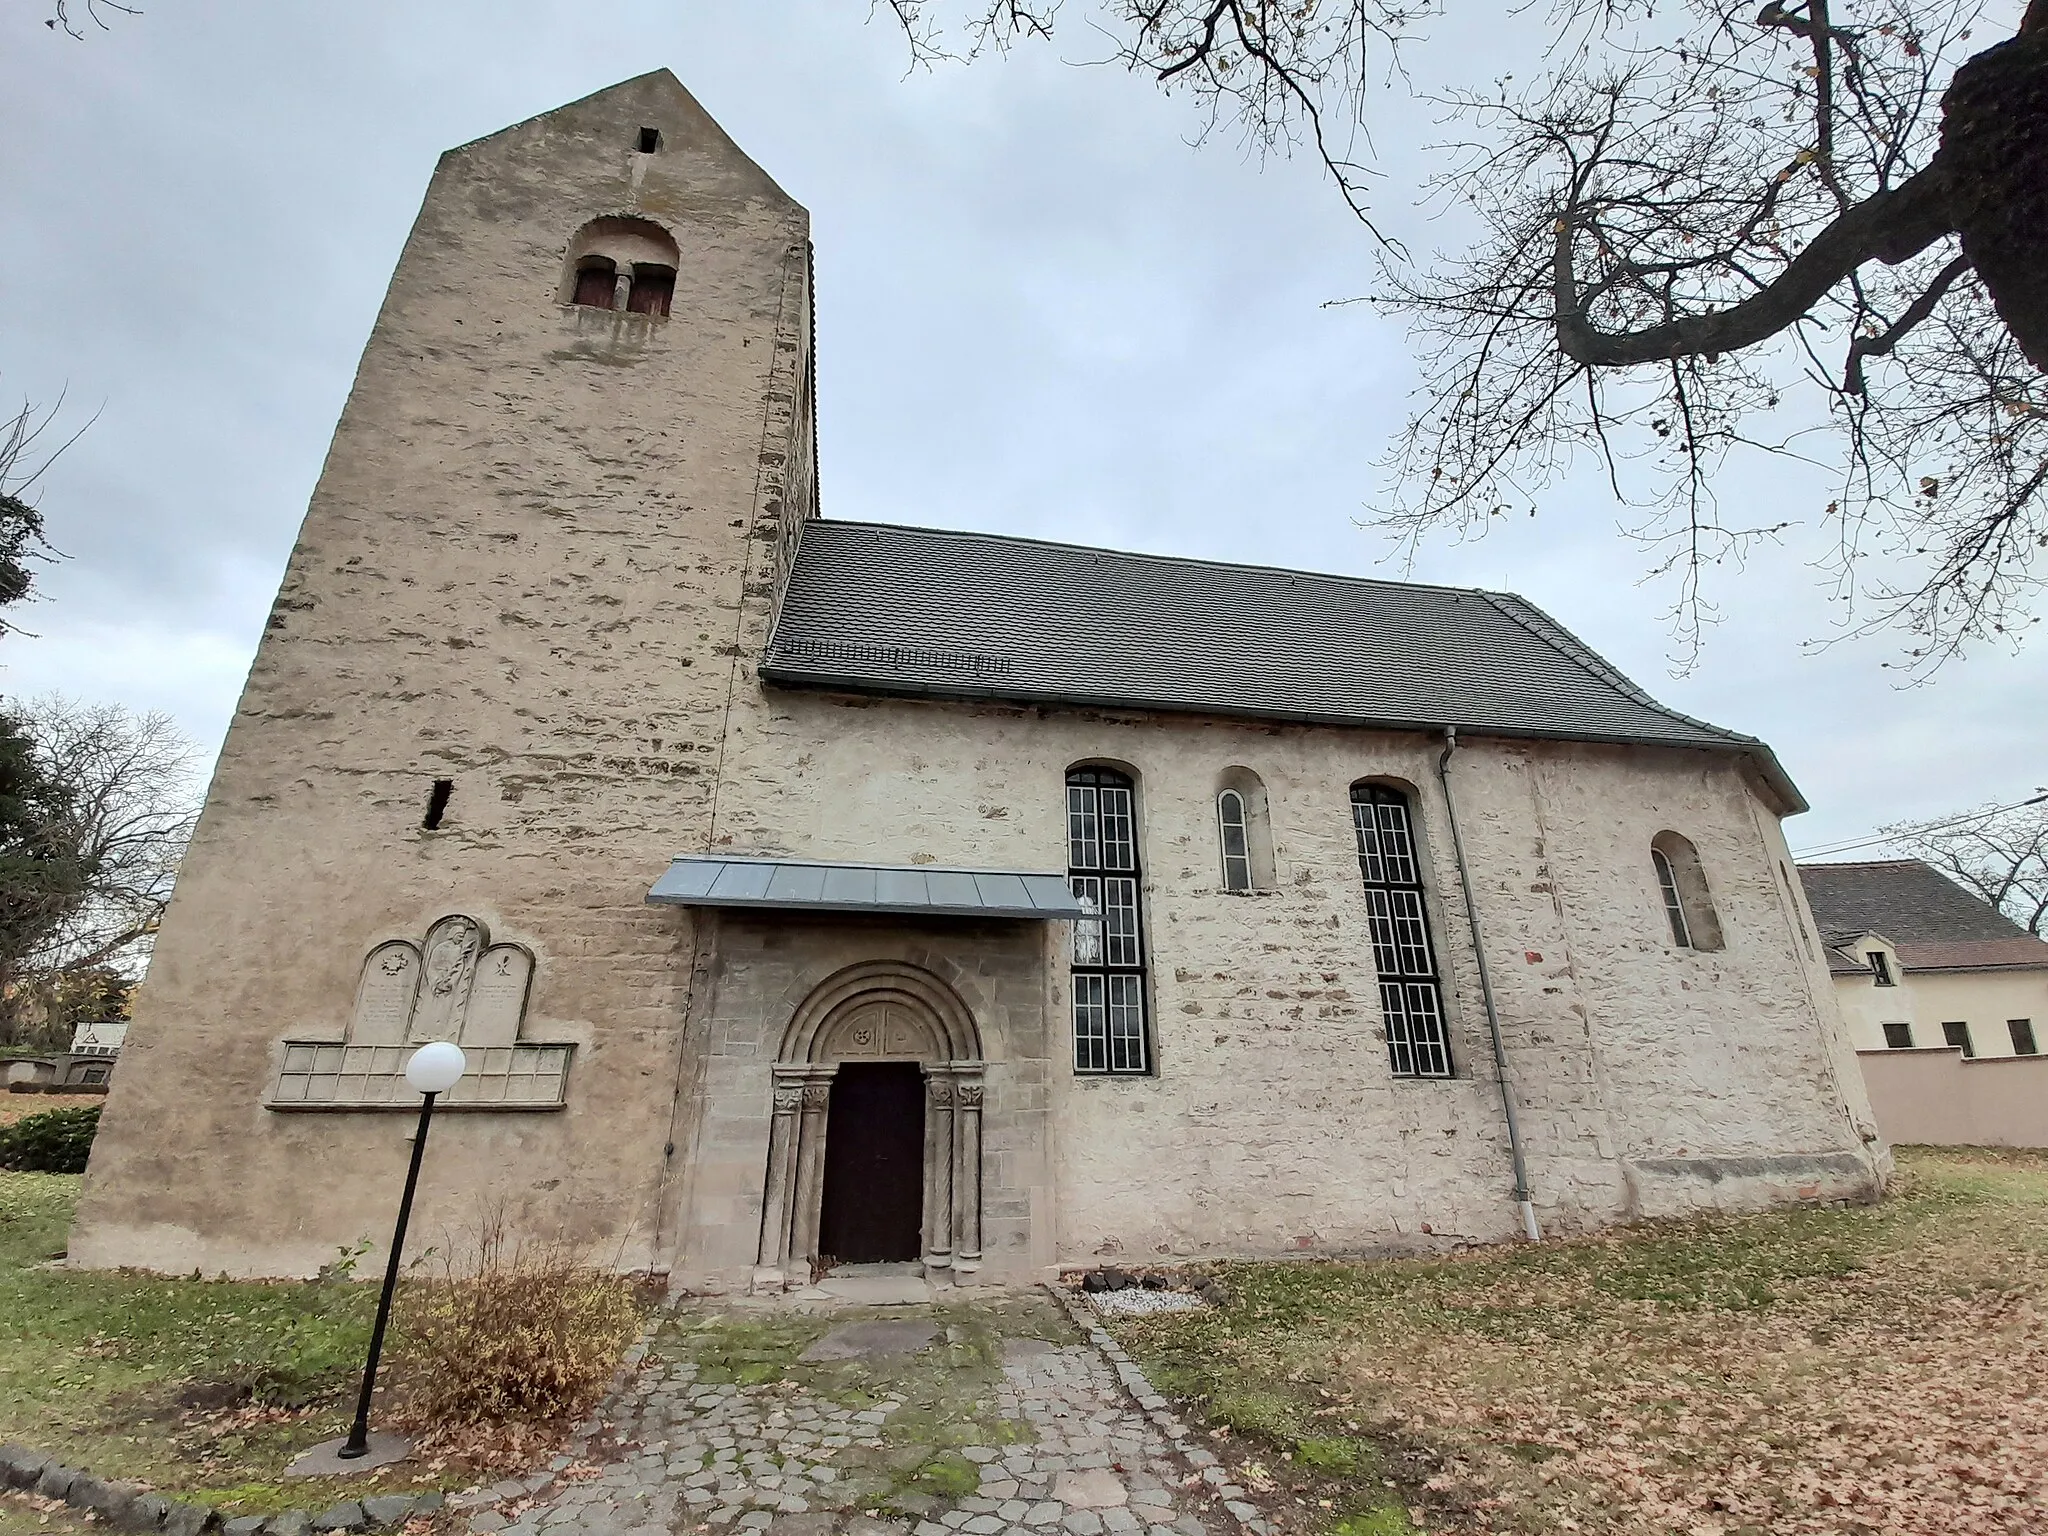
{"left": 1797, "top": 859, "right": 2048, "bottom": 973}
{"left": 762, "top": 520, "right": 1804, "bottom": 810}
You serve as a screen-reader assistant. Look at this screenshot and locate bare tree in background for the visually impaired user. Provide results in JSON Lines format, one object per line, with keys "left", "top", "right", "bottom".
{"left": 0, "top": 698, "right": 200, "bottom": 1049}
{"left": 1884, "top": 797, "right": 2048, "bottom": 931}
{"left": 885, "top": 1, "right": 2047, "bottom": 665}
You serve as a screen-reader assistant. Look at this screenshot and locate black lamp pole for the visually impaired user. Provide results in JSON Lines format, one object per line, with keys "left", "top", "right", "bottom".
{"left": 338, "top": 1089, "right": 439, "bottom": 1459}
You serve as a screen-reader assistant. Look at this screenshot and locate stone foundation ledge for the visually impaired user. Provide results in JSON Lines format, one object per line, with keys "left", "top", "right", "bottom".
{"left": 0, "top": 1443, "right": 444, "bottom": 1536}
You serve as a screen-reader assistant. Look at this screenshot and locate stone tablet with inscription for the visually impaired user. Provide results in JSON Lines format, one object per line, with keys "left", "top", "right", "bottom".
{"left": 351, "top": 942, "right": 420, "bottom": 1045}
{"left": 462, "top": 945, "right": 533, "bottom": 1046}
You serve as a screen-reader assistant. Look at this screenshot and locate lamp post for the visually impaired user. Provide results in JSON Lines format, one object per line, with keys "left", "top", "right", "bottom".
{"left": 337, "top": 1040, "right": 466, "bottom": 1461}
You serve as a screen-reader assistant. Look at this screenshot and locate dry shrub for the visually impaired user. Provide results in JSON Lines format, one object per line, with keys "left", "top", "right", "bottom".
{"left": 390, "top": 1221, "right": 643, "bottom": 1434}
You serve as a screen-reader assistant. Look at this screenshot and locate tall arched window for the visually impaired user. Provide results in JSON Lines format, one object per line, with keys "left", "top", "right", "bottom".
{"left": 1066, "top": 766, "right": 1149, "bottom": 1074}
{"left": 1351, "top": 783, "right": 1452, "bottom": 1079}
{"left": 1651, "top": 832, "right": 1724, "bottom": 952}
{"left": 1218, "top": 789, "right": 1253, "bottom": 893}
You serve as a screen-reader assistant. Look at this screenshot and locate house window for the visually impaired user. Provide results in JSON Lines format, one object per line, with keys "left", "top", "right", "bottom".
{"left": 2010, "top": 1018, "right": 2038, "bottom": 1056}
{"left": 1868, "top": 950, "right": 1895, "bottom": 987}
{"left": 1218, "top": 790, "right": 1253, "bottom": 893}
{"left": 1650, "top": 832, "right": 1724, "bottom": 951}
{"left": 1882, "top": 1021, "right": 1914, "bottom": 1049}
{"left": 1351, "top": 783, "right": 1451, "bottom": 1079}
{"left": 1942, "top": 1021, "right": 1975, "bottom": 1058}
{"left": 571, "top": 257, "right": 617, "bottom": 309}
{"left": 1067, "top": 767, "right": 1148, "bottom": 1075}
{"left": 627, "top": 264, "right": 676, "bottom": 317}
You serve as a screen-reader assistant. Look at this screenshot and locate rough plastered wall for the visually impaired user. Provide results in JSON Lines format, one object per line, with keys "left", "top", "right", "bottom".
{"left": 1836, "top": 966, "right": 2048, "bottom": 1057}
{"left": 70, "top": 71, "right": 815, "bottom": 1278}
{"left": 709, "top": 687, "right": 1885, "bottom": 1264}
{"left": 661, "top": 912, "right": 1055, "bottom": 1292}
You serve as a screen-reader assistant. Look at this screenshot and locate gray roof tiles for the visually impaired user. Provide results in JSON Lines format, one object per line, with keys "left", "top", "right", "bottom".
{"left": 1797, "top": 858, "right": 2048, "bottom": 971}
{"left": 763, "top": 520, "right": 1802, "bottom": 809}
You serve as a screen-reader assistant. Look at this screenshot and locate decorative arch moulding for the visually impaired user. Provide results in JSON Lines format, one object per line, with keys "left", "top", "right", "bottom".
{"left": 266, "top": 914, "right": 575, "bottom": 1112}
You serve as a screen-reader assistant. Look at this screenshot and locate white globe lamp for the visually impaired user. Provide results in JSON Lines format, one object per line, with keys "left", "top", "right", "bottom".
{"left": 404, "top": 1041, "right": 467, "bottom": 1096}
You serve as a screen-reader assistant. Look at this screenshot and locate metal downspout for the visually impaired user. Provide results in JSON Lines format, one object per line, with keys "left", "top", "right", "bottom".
{"left": 1435, "top": 727, "right": 1542, "bottom": 1242}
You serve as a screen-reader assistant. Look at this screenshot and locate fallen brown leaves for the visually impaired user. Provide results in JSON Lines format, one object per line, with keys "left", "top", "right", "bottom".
{"left": 1354, "top": 1160, "right": 2046, "bottom": 1534}
{"left": 1124, "top": 1150, "right": 2048, "bottom": 1536}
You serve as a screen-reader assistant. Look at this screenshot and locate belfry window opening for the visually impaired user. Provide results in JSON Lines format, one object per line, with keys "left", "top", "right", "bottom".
{"left": 571, "top": 257, "right": 617, "bottom": 310}
{"left": 1066, "top": 767, "right": 1149, "bottom": 1075}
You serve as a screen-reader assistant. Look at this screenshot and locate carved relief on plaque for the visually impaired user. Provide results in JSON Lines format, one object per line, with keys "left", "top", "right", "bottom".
{"left": 351, "top": 941, "right": 421, "bottom": 1046}
{"left": 412, "top": 915, "right": 485, "bottom": 1042}
{"left": 271, "top": 913, "right": 565, "bottom": 1111}
{"left": 462, "top": 944, "right": 534, "bottom": 1047}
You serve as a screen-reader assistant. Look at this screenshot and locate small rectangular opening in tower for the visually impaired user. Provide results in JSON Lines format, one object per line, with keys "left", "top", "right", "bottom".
{"left": 637, "top": 127, "right": 661, "bottom": 153}
{"left": 423, "top": 779, "right": 453, "bottom": 830}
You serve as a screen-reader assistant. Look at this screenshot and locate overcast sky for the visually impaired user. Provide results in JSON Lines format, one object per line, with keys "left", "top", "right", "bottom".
{"left": 1, "top": 0, "right": 2039, "bottom": 853}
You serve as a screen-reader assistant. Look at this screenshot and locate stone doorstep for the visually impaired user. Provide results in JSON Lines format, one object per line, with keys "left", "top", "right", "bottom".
{"left": 0, "top": 1441, "right": 447, "bottom": 1536}
{"left": 1039, "top": 1285, "right": 1273, "bottom": 1536}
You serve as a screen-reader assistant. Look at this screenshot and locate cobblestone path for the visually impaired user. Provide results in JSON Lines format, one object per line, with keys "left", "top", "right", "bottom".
{"left": 475, "top": 1302, "right": 1225, "bottom": 1536}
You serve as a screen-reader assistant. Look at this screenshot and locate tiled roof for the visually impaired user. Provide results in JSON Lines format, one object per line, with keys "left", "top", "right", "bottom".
{"left": 1797, "top": 859, "right": 2048, "bottom": 972}
{"left": 762, "top": 521, "right": 1803, "bottom": 809}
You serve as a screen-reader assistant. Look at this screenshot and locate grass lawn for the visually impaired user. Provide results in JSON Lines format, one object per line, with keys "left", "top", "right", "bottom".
{"left": 0, "top": 1172, "right": 458, "bottom": 1515}
{"left": 1107, "top": 1148, "right": 2047, "bottom": 1536}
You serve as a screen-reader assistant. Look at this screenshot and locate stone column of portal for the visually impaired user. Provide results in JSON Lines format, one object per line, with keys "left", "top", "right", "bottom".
{"left": 921, "top": 1064, "right": 956, "bottom": 1279}
{"left": 754, "top": 1074, "right": 805, "bottom": 1287}
{"left": 952, "top": 1063, "right": 984, "bottom": 1281}
{"left": 788, "top": 1068, "right": 835, "bottom": 1272}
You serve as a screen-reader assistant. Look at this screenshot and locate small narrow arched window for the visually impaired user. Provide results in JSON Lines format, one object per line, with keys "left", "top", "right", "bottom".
{"left": 1218, "top": 790, "right": 1252, "bottom": 893}
{"left": 572, "top": 257, "right": 617, "bottom": 310}
{"left": 1066, "top": 766, "right": 1149, "bottom": 1075}
{"left": 1651, "top": 832, "right": 1724, "bottom": 952}
{"left": 1351, "top": 782, "right": 1452, "bottom": 1079}
{"left": 627, "top": 264, "right": 675, "bottom": 317}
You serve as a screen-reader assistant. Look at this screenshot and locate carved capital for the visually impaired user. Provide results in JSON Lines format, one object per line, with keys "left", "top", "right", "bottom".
{"left": 956, "top": 1083, "right": 984, "bottom": 1107}
{"left": 928, "top": 1080, "right": 955, "bottom": 1107}
{"left": 801, "top": 1084, "right": 832, "bottom": 1111}
{"left": 773, "top": 1085, "right": 804, "bottom": 1113}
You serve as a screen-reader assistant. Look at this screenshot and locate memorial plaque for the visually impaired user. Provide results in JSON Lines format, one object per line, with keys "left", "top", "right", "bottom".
{"left": 350, "top": 942, "right": 420, "bottom": 1045}
{"left": 462, "top": 944, "right": 533, "bottom": 1046}
{"left": 411, "top": 915, "right": 484, "bottom": 1041}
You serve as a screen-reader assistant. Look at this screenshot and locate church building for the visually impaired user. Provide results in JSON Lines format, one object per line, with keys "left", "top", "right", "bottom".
{"left": 71, "top": 72, "right": 1884, "bottom": 1291}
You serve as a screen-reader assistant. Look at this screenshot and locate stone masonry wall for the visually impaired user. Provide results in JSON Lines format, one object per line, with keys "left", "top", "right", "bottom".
{"left": 710, "top": 686, "right": 1883, "bottom": 1262}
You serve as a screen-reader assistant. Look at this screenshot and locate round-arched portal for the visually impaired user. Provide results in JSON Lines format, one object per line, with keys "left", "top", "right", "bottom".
{"left": 756, "top": 962, "right": 985, "bottom": 1289}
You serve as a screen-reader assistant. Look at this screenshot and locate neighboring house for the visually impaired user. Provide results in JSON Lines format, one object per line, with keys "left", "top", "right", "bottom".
{"left": 70, "top": 72, "right": 1882, "bottom": 1288}
{"left": 2, "top": 1020, "right": 127, "bottom": 1094}
{"left": 1799, "top": 859, "right": 2048, "bottom": 1060}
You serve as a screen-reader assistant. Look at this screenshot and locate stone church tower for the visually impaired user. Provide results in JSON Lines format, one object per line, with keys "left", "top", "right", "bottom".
{"left": 72, "top": 72, "right": 814, "bottom": 1273}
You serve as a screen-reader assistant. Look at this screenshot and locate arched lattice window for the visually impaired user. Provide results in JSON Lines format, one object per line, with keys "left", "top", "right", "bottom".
{"left": 1351, "top": 783, "right": 1452, "bottom": 1079}
{"left": 1651, "top": 832, "right": 1724, "bottom": 952}
{"left": 1218, "top": 789, "right": 1253, "bottom": 893}
{"left": 1066, "top": 766, "right": 1149, "bottom": 1074}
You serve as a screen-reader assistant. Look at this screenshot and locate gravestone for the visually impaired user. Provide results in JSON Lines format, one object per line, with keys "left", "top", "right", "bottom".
{"left": 462, "top": 945, "right": 533, "bottom": 1046}
{"left": 350, "top": 942, "right": 420, "bottom": 1045}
